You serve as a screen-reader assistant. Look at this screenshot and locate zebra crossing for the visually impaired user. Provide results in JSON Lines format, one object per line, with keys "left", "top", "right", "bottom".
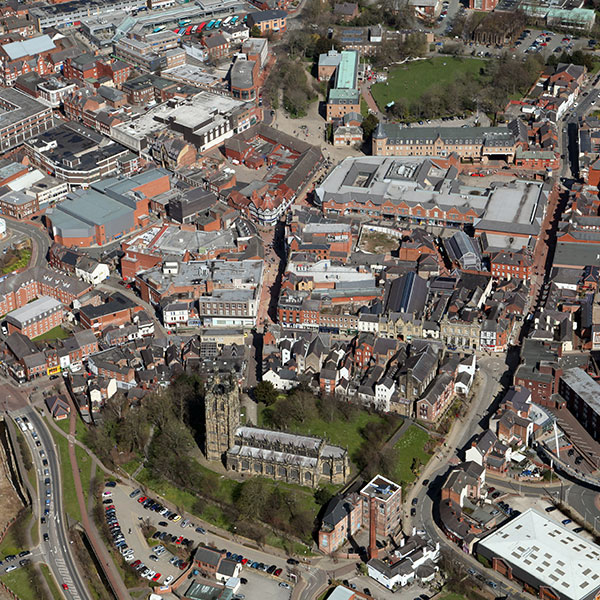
{"left": 55, "top": 557, "right": 81, "bottom": 600}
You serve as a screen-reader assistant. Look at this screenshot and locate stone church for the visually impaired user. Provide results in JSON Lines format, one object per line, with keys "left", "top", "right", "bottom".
{"left": 203, "top": 376, "right": 349, "bottom": 488}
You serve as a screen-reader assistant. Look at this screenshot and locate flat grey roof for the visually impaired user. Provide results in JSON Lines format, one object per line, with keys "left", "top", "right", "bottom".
{"left": 6, "top": 295, "right": 62, "bottom": 326}
{"left": 478, "top": 508, "right": 600, "bottom": 600}
{"left": 561, "top": 367, "right": 600, "bottom": 418}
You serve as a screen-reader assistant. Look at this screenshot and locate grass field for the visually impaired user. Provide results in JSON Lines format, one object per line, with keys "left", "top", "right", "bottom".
{"left": 33, "top": 325, "right": 70, "bottom": 341}
{"left": 0, "top": 565, "right": 40, "bottom": 599}
{"left": 392, "top": 425, "right": 432, "bottom": 485}
{"left": 76, "top": 445, "right": 92, "bottom": 503}
{"left": 0, "top": 508, "right": 34, "bottom": 556}
{"left": 40, "top": 564, "right": 63, "bottom": 600}
{"left": 258, "top": 403, "right": 387, "bottom": 461}
{"left": 0, "top": 248, "right": 31, "bottom": 275}
{"left": 136, "top": 466, "right": 314, "bottom": 552}
{"left": 441, "top": 594, "right": 469, "bottom": 600}
{"left": 371, "top": 57, "right": 486, "bottom": 110}
{"left": 49, "top": 427, "right": 81, "bottom": 523}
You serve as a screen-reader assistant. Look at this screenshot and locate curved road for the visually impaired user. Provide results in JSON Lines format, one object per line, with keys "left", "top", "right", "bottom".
{"left": 6, "top": 219, "right": 50, "bottom": 268}
{"left": 15, "top": 407, "right": 91, "bottom": 600}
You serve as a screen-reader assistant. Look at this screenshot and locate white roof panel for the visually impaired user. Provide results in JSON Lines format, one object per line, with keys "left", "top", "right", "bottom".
{"left": 3, "top": 35, "right": 55, "bottom": 61}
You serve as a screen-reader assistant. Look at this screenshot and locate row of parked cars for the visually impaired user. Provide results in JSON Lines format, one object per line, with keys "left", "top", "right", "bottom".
{"left": 103, "top": 485, "right": 166, "bottom": 585}
{"left": 131, "top": 489, "right": 187, "bottom": 524}
{"left": 1, "top": 551, "right": 31, "bottom": 573}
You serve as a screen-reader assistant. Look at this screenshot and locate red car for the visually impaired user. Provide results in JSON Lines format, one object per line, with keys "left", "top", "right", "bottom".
{"left": 152, "top": 573, "right": 161, "bottom": 582}
{"left": 131, "top": 560, "right": 141, "bottom": 568}
{"left": 62, "top": 584, "right": 69, "bottom": 590}
{"left": 178, "top": 562, "right": 188, "bottom": 570}
{"left": 274, "top": 568, "right": 282, "bottom": 577}
{"left": 241, "top": 558, "right": 248, "bottom": 565}
{"left": 175, "top": 536, "right": 183, "bottom": 545}
{"left": 105, "top": 505, "right": 115, "bottom": 511}
{"left": 138, "top": 496, "right": 147, "bottom": 503}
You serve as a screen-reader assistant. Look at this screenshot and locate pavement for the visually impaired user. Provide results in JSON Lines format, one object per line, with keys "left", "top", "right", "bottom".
{"left": 10, "top": 406, "right": 90, "bottom": 600}
{"left": 105, "top": 482, "right": 297, "bottom": 596}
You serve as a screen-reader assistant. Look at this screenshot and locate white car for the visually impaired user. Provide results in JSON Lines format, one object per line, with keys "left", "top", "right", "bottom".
{"left": 163, "top": 576, "right": 174, "bottom": 586}
{"left": 124, "top": 555, "right": 136, "bottom": 563}
{"left": 144, "top": 570, "right": 156, "bottom": 580}
{"left": 102, "top": 491, "right": 112, "bottom": 498}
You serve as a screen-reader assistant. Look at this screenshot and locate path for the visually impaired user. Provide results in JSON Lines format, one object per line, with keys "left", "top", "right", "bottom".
{"left": 66, "top": 410, "right": 130, "bottom": 600}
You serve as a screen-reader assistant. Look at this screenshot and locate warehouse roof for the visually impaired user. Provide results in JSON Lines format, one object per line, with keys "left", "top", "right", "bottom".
{"left": 6, "top": 296, "right": 62, "bottom": 327}
{"left": 2, "top": 34, "right": 55, "bottom": 60}
{"left": 477, "top": 508, "right": 600, "bottom": 600}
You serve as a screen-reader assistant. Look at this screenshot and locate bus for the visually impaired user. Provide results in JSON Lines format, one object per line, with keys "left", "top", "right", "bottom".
{"left": 230, "top": 15, "right": 238, "bottom": 25}
{"left": 205, "top": 19, "right": 216, "bottom": 29}
{"left": 222, "top": 15, "right": 232, "bottom": 26}
{"left": 197, "top": 21, "right": 207, "bottom": 31}
{"left": 213, "top": 19, "right": 222, "bottom": 28}
{"left": 153, "top": 25, "right": 165, "bottom": 32}
{"left": 185, "top": 24, "right": 193, "bottom": 34}
{"left": 191, "top": 24, "right": 199, "bottom": 33}
{"left": 178, "top": 18, "right": 190, "bottom": 26}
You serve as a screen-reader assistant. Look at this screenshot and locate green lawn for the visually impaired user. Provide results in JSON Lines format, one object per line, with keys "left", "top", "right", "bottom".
{"left": 33, "top": 325, "right": 70, "bottom": 341}
{"left": 121, "top": 456, "right": 143, "bottom": 475}
{"left": 49, "top": 427, "right": 81, "bottom": 523}
{"left": 137, "top": 465, "right": 317, "bottom": 551}
{"left": 55, "top": 414, "right": 87, "bottom": 443}
{"left": 371, "top": 57, "right": 486, "bottom": 110}
{"left": 0, "top": 509, "right": 34, "bottom": 556}
{"left": 1, "top": 248, "right": 31, "bottom": 274}
{"left": 258, "top": 404, "right": 387, "bottom": 460}
{"left": 40, "top": 564, "right": 63, "bottom": 600}
{"left": 0, "top": 564, "right": 41, "bottom": 600}
{"left": 392, "top": 425, "right": 432, "bottom": 485}
{"left": 360, "top": 97, "right": 369, "bottom": 118}
{"left": 76, "top": 445, "right": 92, "bottom": 503}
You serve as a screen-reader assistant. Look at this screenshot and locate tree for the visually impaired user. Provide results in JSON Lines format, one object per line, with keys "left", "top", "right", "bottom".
{"left": 361, "top": 113, "right": 379, "bottom": 141}
{"left": 250, "top": 25, "right": 262, "bottom": 38}
{"left": 254, "top": 381, "right": 278, "bottom": 406}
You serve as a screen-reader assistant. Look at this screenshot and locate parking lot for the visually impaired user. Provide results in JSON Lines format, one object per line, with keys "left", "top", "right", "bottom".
{"left": 456, "top": 28, "right": 594, "bottom": 61}
{"left": 344, "top": 574, "right": 432, "bottom": 600}
{"left": 487, "top": 489, "right": 596, "bottom": 542}
{"left": 101, "top": 482, "right": 294, "bottom": 598}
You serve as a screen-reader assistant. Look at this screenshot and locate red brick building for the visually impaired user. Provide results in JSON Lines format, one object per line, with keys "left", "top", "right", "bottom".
{"left": 489, "top": 249, "right": 533, "bottom": 280}
{"left": 79, "top": 293, "right": 143, "bottom": 333}
{"left": 6, "top": 296, "right": 64, "bottom": 339}
{"left": 201, "top": 33, "right": 230, "bottom": 60}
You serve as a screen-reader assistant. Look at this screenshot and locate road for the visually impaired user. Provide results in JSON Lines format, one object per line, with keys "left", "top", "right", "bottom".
{"left": 404, "top": 356, "right": 534, "bottom": 597}
{"left": 13, "top": 407, "right": 91, "bottom": 600}
{"left": 6, "top": 219, "right": 50, "bottom": 268}
{"left": 98, "top": 278, "right": 166, "bottom": 336}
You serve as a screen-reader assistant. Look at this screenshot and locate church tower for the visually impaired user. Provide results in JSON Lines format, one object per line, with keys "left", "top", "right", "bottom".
{"left": 203, "top": 376, "right": 240, "bottom": 462}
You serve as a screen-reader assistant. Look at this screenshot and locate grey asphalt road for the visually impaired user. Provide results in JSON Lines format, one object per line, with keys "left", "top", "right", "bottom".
{"left": 7, "top": 219, "right": 50, "bottom": 267}
{"left": 16, "top": 408, "right": 91, "bottom": 600}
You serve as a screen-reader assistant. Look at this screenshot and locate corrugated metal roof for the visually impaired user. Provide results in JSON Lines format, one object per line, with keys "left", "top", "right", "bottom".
{"left": 3, "top": 34, "right": 55, "bottom": 61}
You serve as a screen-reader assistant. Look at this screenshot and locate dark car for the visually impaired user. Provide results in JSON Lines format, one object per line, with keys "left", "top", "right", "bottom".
{"left": 545, "top": 506, "right": 557, "bottom": 512}
{"left": 573, "top": 527, "right": 584, "bottom": 533}
{"left": 422, "top": 479, "right": 429, "bottom": 486}
{"left": 410, "top": 508, "right": 416, "bottom": 516}
{"left": 267, "top": 565, "right": 277, "bottom": 574}
{"left": 43, "top": 533, "right": 49, "bottom": 542}
{"left": 18, "top": 551, "right": 30, "bottom": 558}
{"left": 240, "top": 578, "right": 248, "bottom": 585}
{"left": 103, "top": 499, "right": 113, "bottom": 505}
{"left": 159, "top": 521, "right": 168, "bottom": 527}
{"left": 152, "top": 532, "right": 161, "bottom": 539}
{"left": 286, "top": 558, "right": 299, "bottom": 565}
{"left": 411, "top": 498, "right": 418, "bottom": 506}
{"left": 364, "top": 589, "right": 372, "bottom": 597}
{"left": 105, "top": 481, "right": 117, "bottom": 488}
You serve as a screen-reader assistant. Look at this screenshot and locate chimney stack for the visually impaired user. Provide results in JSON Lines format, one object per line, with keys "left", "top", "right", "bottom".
{"left": 368, "top": 495, "right": 378, "bottom": 560}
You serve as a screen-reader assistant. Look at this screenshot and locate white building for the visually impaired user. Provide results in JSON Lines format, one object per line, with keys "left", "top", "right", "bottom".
{"left": 367, "top": 534, "right": 440, "bottom": 589}
{"left": 75, "top": 259, "right": 110, "bottom": 286}
{"left": 163, "top": 302, "right": 190, "bottom": 328}
{"left": 477, "top": 509, "right": 600, "bottom": 600}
